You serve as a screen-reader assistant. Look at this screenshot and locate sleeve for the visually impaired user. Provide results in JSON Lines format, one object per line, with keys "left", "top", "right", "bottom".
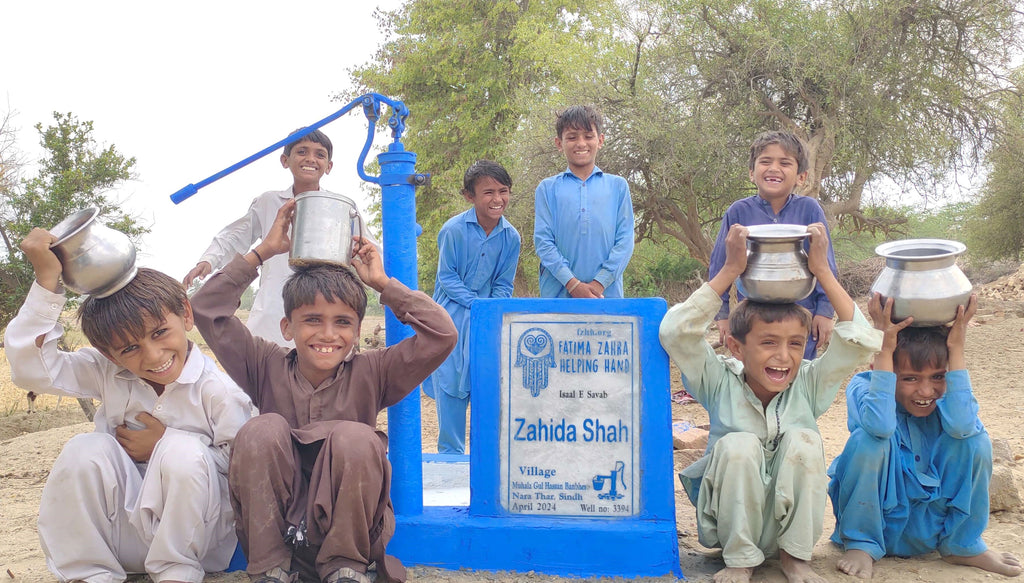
{"left": 936, "top": 369, "right": 983, "bottom": 439}
{"left": 491, "top": 228, "right": 521, "bottom": 299}
{"left": 202, "top": 380, "right": 254, "bottom": 474}
{"left": 803, "top": 305, "right": 883, "bottom": 416}
{"left": 198, "top": 198, "right": 263, "bottom": 270}
{"left": 375, "top": 280, "right": 458, "bottom": 407}
{"left": 708, "top": 209, "right": 737, "bottom": 321}
{"left": 594, "top": 179, "right": 635, "bottom": 289}
{"left": 803, "top": 201, "right": 838, "bottom": 319}
{"left": 190, "top": 254, "right": 277, "bottom": 406}
{"left": 658, "top": 283, "right": 728, "bottom": 404}
{"left": 533, "top": 179, "right": 575, "bottom": 287}
{"left": 846, "top": 371, "right": 898, "bottom": 438}
{"left": 3, "top": 281, "right": 110, "bottom": 399}
{"left": 435, "top": 221, "right": 477, "bottom": 308}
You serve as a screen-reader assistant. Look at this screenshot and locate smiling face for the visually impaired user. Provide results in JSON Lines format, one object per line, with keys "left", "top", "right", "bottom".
{"left": 894, "top": 354, "right": 946, "bottom": 417}
{"left": 104, "top": 304, "right": 194, "bottom": 392}
{"left": 282, "top": 292, "right": 361, "bottom": 387}
{"left": 281, "top": 138, "right": 333, "bottom": 193}
{"left": 465, "top": 175, "right": 510, "bottom": 234}
{"left": 748, "top": 143, "right": 807, "bottom": 208}
{"left": 727, "top": 315, "right": 808, "bottom": 406}
{"left": 555, "top": 124, "right": 604, "bottom": 177}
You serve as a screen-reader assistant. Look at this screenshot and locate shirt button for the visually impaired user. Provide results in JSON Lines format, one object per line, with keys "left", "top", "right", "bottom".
{"left": 50, "top": 303, "right": 59, "bottom": 310}
{"left": 914, "top": 455, "right": 920, "bottom": 461}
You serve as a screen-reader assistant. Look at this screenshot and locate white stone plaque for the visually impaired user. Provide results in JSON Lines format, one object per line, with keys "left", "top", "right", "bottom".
{"left": 499, "top": 313, "right": 640, "bottom": 517}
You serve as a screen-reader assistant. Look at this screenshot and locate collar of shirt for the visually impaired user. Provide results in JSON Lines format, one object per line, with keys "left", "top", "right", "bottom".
{"left": 757, "top": 193, "right": 796, "bottom": 216}
{"left": 560, "top": 165, "right": 604, "bottom": 182}
{"left": 464, "top": 208, "right": 510, "bottom": 235}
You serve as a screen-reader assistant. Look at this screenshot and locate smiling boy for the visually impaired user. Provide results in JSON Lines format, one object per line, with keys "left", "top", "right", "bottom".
{"left": 708, "top": 131, "right": 839, "bottom": 358}
{"left": 659, "top": 223, "right": 881, "bottom": 583}
{"left": 5, "top": 227, "right": 253, "bottom": 583}
{"left": 534, "top": 105, "right": 634, "bottom": 298}
{"left": 828, "top": 294, "right": 1022, "bottom": 579}
{"left": 191, "top": 200, "right": 456, "bottom": 583}
{"left": 421, "top": 160, "right": 521, "bottom": 454}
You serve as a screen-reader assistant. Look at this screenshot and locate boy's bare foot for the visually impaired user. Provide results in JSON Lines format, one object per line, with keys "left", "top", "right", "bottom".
{"left": 836, "top": 549, "right": 874, "bottom": 579}
{"left": 780, "top": 549, "right": 829, "bottom": 583}
{"left": 713, "top": 566, "right": 754, "bottom": 583}
{"left": 944, "top": 549, "right": 1023, "bottom": 577}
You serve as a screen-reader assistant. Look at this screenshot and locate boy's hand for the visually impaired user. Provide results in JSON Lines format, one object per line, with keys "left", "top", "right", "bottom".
{"left": 351, "top": 236, "right": 389, "bottom": 292}
{"left": 811, "top": 314, "right": 834, "bottom": 350}
{"left": 805, "top": 222, "right": 830, "bottom": 277}
{"left": 182, "top": 261, "right": 212, "bottom": 287}
{"left": 20, "top": 228, "right": 63, "bottom": 293}
{"left": 115, "top": 412, "right": 166, "bottom": 463}
{"left": 946, "top": 294, "right": 977, "bottom": 366}
{"left": 250, "top": 199, "right": 295, "bottom": 266}
{"left": 708, "top": 224, "right": 748, "bottom": 297}
{"left": 570, "top": 279, "right": 604, "bottom": 299}
{"left": 715, "top": 319, "right": 730, "bottom": 347}
{"left": 868, "top": 292, "right": 913, "bottom": 356}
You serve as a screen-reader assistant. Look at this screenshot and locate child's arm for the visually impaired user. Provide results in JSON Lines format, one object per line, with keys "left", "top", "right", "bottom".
{"left": 491, "top": 231, "right": 521, "bottom": 299}
{"left": 846, "top": 294, "right": 913, "bottom": 438}
{"left": 183, "top": 198, "right": 263, "bottom": 286}
{"left": 806, "top": 222, "right": 853, "bottom": 322}
{"left": 937, "top": 294, "right": 984, "bottom": 438}
{"left": 589, "top": 180, "right": 635, "bottom": 297}
{"left": 804, "top": 204, "right": 839, "bottom": 348}
{"left": 434, "top": 224, "right": 479, "bottom": 308}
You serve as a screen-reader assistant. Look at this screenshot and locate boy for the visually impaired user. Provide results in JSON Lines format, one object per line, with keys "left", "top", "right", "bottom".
{"left": 5, "top": 227, "right": 253, "bottom": 583}
{"left": 422, "top": 160, "right": 521, "bottom": 454}
{"left": 190, "top": 200, "right": 457, "bottom": 583}
{"left": 534, "top": 105, "right": 634, "bottom": 299}
{"left": 828, "top": 294, "right": 1022, "bottom": 579}
{"left": 659, "top": 223, "right": 881, "bottom": 583}
{"left": 183, "top": 129, "right": 374, "bottom": 347}
{"left": 709, "top": 130, "right": 839, "bottom": 359}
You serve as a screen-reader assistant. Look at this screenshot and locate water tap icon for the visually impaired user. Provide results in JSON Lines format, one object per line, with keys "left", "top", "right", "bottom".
{"left": 592, "top": 461, "right": 626, "bottom": 501}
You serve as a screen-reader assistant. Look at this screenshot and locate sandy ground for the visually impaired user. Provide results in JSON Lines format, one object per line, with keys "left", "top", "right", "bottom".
{"left": 1, "top": 304, "right": 1023, "bottom": 583}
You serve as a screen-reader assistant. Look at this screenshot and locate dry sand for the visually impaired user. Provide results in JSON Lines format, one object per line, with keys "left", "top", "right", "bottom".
{"left": 1, "top": 302, "right": 1022, "bottom": 583}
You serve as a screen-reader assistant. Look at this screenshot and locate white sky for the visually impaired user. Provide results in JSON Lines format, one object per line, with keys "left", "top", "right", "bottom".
{"left": 1, "top": 1, "right": 403, "bottom": 280}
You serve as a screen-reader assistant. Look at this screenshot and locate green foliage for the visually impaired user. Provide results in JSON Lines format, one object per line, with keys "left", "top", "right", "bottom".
{"left": 623, "top": 237, "right": 703, "bottom": 301}
{"left": 965, "top": 70, "right": 1024, "bottom": 262}
{"left": 239, "top": 285, "right": 256, "bottom": 311}
{"left": 0, "top": 112, "right": 146, "bottom": 329}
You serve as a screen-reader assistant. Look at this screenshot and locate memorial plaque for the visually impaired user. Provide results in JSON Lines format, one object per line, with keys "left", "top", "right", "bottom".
{"left": 499, "top": 313, "right": 640, "bottom": 517}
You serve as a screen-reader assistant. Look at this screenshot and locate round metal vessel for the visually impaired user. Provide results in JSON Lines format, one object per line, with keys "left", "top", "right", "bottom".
{"left": 738, "top": 224, "right": 816, "bottom": 303}
{"left": 289, "top": 190, "right": 364, "bottom": 269}
{"left": 870, "top": 238, "right": 972, "bottom": 327}
{"left": 49, "top": 207, "right": 138, "bottom": 298}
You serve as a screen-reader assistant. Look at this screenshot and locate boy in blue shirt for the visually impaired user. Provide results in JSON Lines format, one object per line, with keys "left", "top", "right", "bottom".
{"left": 828, "top": 294, "right": 1022, "bottom": 579}
{"left": 708, "top": 131, "right": 838, "bottom": 358}
{"left": 534, "top": 105, "right": 634, "bottom": 298}
{"left": 422, "top": 160, "right": 522, "bottom": 453}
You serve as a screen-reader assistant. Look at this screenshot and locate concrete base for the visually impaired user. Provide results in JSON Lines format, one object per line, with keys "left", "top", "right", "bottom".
{"left": 422, "top": 453, "right": 470, "bottom": 507}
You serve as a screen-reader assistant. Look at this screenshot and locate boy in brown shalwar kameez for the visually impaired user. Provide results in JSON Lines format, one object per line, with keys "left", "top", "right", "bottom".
{"left": 191, "top": 199, "right": 457, "bottom": 583}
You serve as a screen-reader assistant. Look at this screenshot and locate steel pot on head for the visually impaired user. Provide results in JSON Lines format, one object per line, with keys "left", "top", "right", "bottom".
{"left": 737, "top": 224, "right": 817, "bottom": 303}
{"left": 870, "top": 238, "right": 972, "bottom": 327}
{"left": 289, "top": 190, "right": 364, "bottom": 269}
{"left": 49, "top": 207, "right": 138, "bottom": 298}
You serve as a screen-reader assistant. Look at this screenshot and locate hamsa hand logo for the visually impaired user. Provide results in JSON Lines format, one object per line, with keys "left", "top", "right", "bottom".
{"left": 514, "top": 327, "right": 556, "bottom": 397}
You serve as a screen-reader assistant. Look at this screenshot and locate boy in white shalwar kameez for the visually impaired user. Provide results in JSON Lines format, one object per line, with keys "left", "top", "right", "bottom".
{"left": 4, "top": 227, "right": 253, "bottom": 583}
{"left": 659, "top": 223, "right": 881, "bottom": 583}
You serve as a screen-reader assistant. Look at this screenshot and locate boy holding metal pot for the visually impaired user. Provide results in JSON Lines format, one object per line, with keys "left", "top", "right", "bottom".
{"left": 5, "top": 227, "right": 254, "bottom": 583}
{"left": 827, "top": 294, "right": 1022, "bottom": 579}
{"left": 191, "top": 200, "right": 456, "bottom": 583}
{"left": 659, "top": 223, "right": 880, "bottom": 583}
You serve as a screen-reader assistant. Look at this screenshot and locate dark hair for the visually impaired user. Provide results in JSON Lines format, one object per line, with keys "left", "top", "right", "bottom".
{"left": 729, "top": 300, "right": 813, "bottom": 343}
{"left": 894, "top": 326, "right": 949, "bottom": 372}
{"left": 78, "top": 268, "right": 188, "bottom": 354}
{"left": 283, "top": 264, "right": 367, "bottom": 322}
{"left": 463, "top": 159, "right": 512, "bottom": 196}
{"left": 556, "top": 105, "right": 604, "bottom": 137}
{"left": 283, "top": 128, "right": 333, "bottom": 161}
{"left": 748, "top": 130, "right": 808, "bottom": 174}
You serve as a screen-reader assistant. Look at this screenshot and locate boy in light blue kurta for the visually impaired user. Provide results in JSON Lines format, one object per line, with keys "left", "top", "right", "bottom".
{"left": 534, "top": 105, "right": 634, "bottom": 299}
{"left": 423, "top": 160, "right": 521, "bottom": 454}
{"left": 828, "top": 294, "right": 1022, "bottom": 579}
{"left": 659, "top": 223, "right": 880, "bottom": 583}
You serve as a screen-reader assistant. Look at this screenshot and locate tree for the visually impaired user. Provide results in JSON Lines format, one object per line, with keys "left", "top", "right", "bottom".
{"left": 348, "top": 0, "right": 622, "bottom": 290}
{"left": 965, "top": 72, "right": 1024, "bottom": 261}
{"left": 610, "top": 0, "right": 1021, "bottom": 265}
{"left": 0, "top": 112, "right": 146, "bottom": 328}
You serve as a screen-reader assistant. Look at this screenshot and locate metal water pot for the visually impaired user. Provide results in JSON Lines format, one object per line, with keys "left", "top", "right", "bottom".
{"left": 49, "top": 207, "right": 138, "bottom": 298}
{"left": 289, "top": 190, "right": 364, "bottom": 269}
{"left": 738, "top": 224, "right": 816, "bottom": 303}
{"left": 870, "top": 239, "right": 972, "bottom": 327}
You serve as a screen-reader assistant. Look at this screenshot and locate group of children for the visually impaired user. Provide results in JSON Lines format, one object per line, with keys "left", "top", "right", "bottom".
{"left": 4, "top": 102, "right": 1019, "bottom": 583}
